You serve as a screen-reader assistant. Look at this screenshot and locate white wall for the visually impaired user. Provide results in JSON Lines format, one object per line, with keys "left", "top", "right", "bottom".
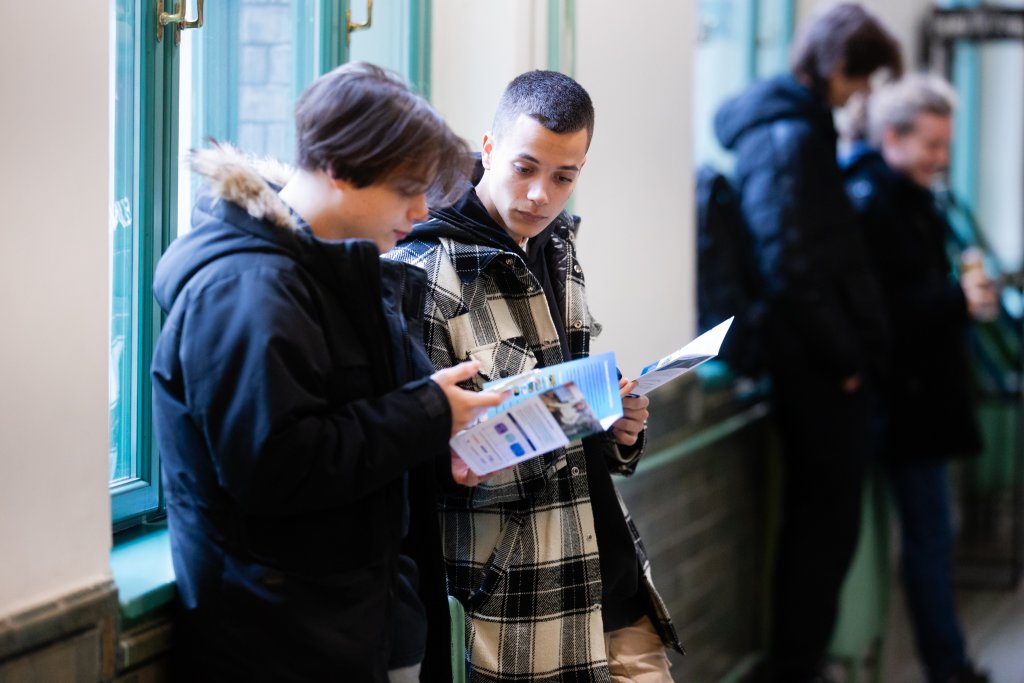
{"left": 976, "top": 8, "right": 1024, "bottom": 274}
{"left": 0, "top": 5, "right": 112, "bottom": 619}
{"left": 432, "top": 0, "right": 696, "bottom": 373}
{"left": 573, "top": 2, "right": 696, "bottom": 373}
{"left": 432, "top": 0, "right": 549, "bottom": 149}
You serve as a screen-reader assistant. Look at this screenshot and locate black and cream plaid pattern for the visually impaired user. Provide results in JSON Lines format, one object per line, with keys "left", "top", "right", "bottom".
{"left": 387, "top": 212, "right": 681, "bottom": 681}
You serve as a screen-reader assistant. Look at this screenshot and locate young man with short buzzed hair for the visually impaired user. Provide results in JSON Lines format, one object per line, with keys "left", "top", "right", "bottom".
{"left": 388, "top": 70, "right": 682, "bottom": 682}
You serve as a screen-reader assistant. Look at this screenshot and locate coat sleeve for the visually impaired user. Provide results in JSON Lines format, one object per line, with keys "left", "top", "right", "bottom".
{"left": 738, "top": 123, "right": 867, "bottom": 380}
{"left": 177, "top": 268, "right": 452, "bottom": 516}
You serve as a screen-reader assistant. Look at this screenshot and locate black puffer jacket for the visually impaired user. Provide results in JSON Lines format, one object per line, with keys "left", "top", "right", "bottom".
{"left": 715, "top": 75, "right": 889, "bottom": 381}
{"left": 151, "top": 145, "right": 452, "bottom": 681}
{"left": 844, "top": 146, "right": 981, "bottom": 460}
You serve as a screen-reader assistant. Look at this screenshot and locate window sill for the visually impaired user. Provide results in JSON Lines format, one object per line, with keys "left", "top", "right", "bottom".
{"left": 110, "top": 524, "right": 175, "bottom": 627}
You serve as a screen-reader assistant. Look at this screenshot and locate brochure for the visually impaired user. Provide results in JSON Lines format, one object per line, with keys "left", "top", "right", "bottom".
{"left": 450, "top": 381, "right": 605, "bottom": 476}
{"left": 481, "top": 352, "right": 623, "bottom": 429}
{"left": 450, "top": 352, "right": 622, "bottom": 476}
{"left": 630, "top": 317, "right": 734, "bottom": 396}
{"left": 448, "top": 317, "right": 734, "bottom": 476}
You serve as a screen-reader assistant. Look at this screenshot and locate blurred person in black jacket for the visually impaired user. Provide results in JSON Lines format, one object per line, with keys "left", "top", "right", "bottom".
{"left": 714, "top": 4, "right": 901, "bottom": 681}
{"left": 843, "top": 73, "right": 995, "bottom": 683}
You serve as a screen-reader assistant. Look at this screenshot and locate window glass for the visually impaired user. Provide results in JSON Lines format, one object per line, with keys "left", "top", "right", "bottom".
{"left": 694, "top": 0, "right": 794, "bottom": 166}
{"left": 110, "top": 0, "right": 138, "bottom": 485}
{"left": 754, "top": 0, "right": 793, "bottom": 78}
{"left": 694, "top": 0, "right": 756, "bottom": 167}
{"left": 177, "top": 1, "right": 320, "bottom": 236}
{"left": 347, "top": 0, "right": 410, "bottom": 82}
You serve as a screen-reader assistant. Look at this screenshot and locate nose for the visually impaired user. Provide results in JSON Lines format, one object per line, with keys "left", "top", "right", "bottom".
{"left": 409, "top": 194, "right": 429, "bottom": 223}
{"left": 526, "top": 180, "right": 549, "bottom": 206}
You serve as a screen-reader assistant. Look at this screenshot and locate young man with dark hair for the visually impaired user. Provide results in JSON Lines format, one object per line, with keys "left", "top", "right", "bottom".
{"left": 151, "top": 61, "right": 503, "bottom": 682}
{"left": 713, "top": 4, "right": 901, "bottom": 681}
{"left": 388, "top": 70, "right": 682, "bottom": 681}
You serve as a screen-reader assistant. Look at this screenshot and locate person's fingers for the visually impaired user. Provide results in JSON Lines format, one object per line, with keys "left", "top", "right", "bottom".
{"left": 450, "top": 452, "right": 481, "bottom": 486}
{"left": 612, "top": 426, "right": 640, "bottom": 446}
{"left": 622, "top": 394, "right": 649, "bottom": 411}
{"left": 615, "top": 416, "right": 645, "bottom": 433}
{"left": 621, "top": 403, "right": 649, "bottom": 421}
{"left": 472, "top": 389, "right": 509, "bottom": 408}
{"left": 619, "top": 378, "right": 639, "bottom": 397}
{"left": 432, "top": 360, "right": 481, "bottom": 386}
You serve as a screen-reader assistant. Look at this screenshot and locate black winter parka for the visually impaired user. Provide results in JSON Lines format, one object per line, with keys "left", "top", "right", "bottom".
{"left": 151, "top": 146, "right": 452, "bottom": 681}
{"left": 715, "top": 75, "right": 889, "bottom": 382}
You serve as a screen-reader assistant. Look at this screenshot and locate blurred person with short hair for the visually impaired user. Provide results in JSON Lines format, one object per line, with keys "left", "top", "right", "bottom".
{"left": 842, "top": 73, "right": 994, "bottom": 683}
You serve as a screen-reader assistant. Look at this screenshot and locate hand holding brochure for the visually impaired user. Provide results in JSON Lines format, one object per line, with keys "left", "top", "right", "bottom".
{"left": 448, "top": 316, "right": 734, "bottom": 477}
{"left": 450, "top": 352, "right": 621, "bottom": 476}
{"left": 630, "top": 317, "right": 734, "bottom": 396}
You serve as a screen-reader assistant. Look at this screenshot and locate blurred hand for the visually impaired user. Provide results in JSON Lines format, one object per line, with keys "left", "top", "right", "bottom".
{"left": 430, "top": 361, "right": 507, "bottom": 436}
{"left": 450, "top": 451, "right": 510, "bottom": 487}
{"left": 612, "top": 377, "right": 648, "bottom": 446}
{"left": 961, "top": 269, "right": 999, "bottom": 322}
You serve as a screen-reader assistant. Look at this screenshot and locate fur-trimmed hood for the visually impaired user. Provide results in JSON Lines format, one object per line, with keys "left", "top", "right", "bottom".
{"left": 188, "top": 142, "right": 297, "bottom": 229}
{"left": 153, "top": 144, "right": 311, "bottom": 313}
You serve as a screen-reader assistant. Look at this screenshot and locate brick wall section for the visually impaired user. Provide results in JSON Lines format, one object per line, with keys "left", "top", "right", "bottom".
{"left": 616, "top": 376, "right": 778, "bottom": 681}
{"left": 238, "top": 0, "right": 295, "bottom": 162}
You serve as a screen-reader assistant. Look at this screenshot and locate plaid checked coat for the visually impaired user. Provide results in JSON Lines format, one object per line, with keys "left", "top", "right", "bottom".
{"left": 387, "top": 206, "right": 682, "bottom": 681}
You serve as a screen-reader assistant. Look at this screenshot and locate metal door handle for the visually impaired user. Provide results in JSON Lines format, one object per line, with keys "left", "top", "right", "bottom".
{"left": 347, "top": 0, "right": 374, "bottom": 45}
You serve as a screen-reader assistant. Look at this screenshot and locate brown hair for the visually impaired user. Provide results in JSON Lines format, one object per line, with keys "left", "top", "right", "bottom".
{"left": 295, "top": 61, "right": 471, "bottom": 206}
{"left": 790, "top": 3, "right": 903, "bottom": 100}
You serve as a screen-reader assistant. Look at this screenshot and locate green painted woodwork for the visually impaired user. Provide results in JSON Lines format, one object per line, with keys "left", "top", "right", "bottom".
{"left": 449, "top": 596, "right": 467, "bottom": 683}
{"left": 409, "top": 0, "right": 432, "bottom": 98}
{"left": 111, "top": 0, "right": 172, "bottom": 527}
{"left": 546, "top": 0, "right": 576, "bottom": 76}
{"left": 192, "top": 3, "right": 240, "bottom": 148}
{"left": 110, "top": 527, "right": 176, "bottom": 626}
{"left": 320, "top": 0, "right": 349, "bottom": 73}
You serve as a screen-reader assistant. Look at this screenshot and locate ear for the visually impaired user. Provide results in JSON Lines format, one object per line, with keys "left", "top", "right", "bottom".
{"left": 331, "top": 176, "right": 354, "bottom": 193}
{"left": 481, "top": 131, "right": 495, "bottom": 170}
{"left": 881, "top": 126, "right": 902, "bottom": 151}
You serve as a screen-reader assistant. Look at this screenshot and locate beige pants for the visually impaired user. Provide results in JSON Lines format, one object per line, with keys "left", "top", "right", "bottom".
{"left": 604, "top": 616, "right": 673, "bottom": 682}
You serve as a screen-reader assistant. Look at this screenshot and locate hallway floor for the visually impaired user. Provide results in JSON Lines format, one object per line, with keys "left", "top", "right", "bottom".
{"left": 881, "top": 572, "right": 1024, "bottom": 683}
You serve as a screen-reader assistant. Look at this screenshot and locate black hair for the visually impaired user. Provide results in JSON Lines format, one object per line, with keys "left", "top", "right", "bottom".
{"left": 492, "top": 70, "right": 595, "bottom": 148}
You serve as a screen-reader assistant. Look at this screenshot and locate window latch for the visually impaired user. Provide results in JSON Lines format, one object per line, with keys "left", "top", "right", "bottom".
{"left": 157, "top": 0, "right": 204, "bottom": 45}
{"left": 347, "top": 0, "right": 374, "bottom": 46}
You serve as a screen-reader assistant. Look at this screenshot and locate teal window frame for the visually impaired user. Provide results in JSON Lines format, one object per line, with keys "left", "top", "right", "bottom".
{"left": 111, "top": 0, "right": 179, "bottom": 530}
{"left": 694, "top": 0, "right": 795, "bottom": 167}
{"left": 937, "top": 0, "right": 982, "bottom": 235}
{"left": 110, "top": 0, "right": 432, "bottom": 531}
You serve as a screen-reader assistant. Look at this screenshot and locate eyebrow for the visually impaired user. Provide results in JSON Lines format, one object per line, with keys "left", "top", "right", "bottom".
{"left": 515, "top": 153, "right": 580, "bottom": 172}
